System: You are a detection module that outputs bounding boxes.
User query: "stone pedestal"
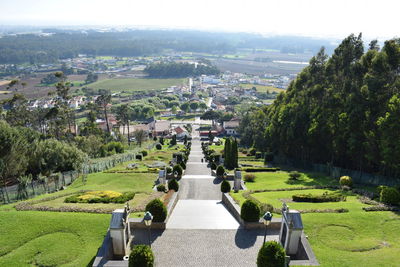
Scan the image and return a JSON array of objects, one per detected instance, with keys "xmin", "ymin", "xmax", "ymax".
[
  {"xmin": 233, "ymin": 170, "xmax": 242, "ymax": 191},
  {"xmin": 279, "ymin": 203, "xmax": 303, "ymax": 255},
  {"xmin": 109, "ymin": 205, "xmax": 131, "ymax": 257}
]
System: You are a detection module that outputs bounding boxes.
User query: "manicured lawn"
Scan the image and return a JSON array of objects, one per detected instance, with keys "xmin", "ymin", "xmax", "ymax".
[
  {"xmin": 85, "ymin": 78, "xmax": 186, "ymax": 92},
  {"xmin": 0, "ymin": 211, "xmax": 109, "ymax": 267}
]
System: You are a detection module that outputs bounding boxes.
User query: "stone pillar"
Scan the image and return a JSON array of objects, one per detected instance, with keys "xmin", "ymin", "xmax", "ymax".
[
  {"xmin": 109, "ymin": 205, "xmax": 131, "ymax": 258},
  {"xmin": 158, "ymin": 170, "xmax": 166, "ymax": 185},
  {"xmin": 233, "ymin": 170, "xmax": 242, "ymax": 191},
  {"xmin": 279, "ymin": 203, "xmax": 303, "ymax": 255}
]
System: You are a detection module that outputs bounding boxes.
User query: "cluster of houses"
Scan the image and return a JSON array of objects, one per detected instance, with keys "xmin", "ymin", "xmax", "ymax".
[{"xmin": 28, "ymin": 95, "xmax": 88, "ymax": 110}]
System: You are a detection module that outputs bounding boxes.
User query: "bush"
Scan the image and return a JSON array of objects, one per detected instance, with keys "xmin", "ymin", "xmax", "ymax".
[
  {"xmin": 380, "ymin": 187, "xmax": 400, "ymax": 205},
  {"xmin": 221, "ymin": 180, "xmax": 231, "ymax": 193},
  {"xmin": 168, "ymin": 179, "xmax": 179, "ymax": 192},
  {"xmin": 249, "ymin": 148, "xmax": 256, "ymax": 156},
  {"xmin": 159, "ymin": 137, "xmax": 164, "ymax": 145},
  {"xmin": 292, "ymin": 192, "xmax": 344, "ymax": 203},
  {"xmin": 64, "ymin": 191, "xmax": 135, "ymax": 204},
  {"xmin": 145, "ymin": 199, "xmax": 167, "ymax": 222},
  {"xmin": 339, "ymin": 176, "xmax": 353, "ymax": 187},
  {"xmin": 241, "ymin": 199, "xmax": 261, "ymax": 222},
  {"xmin": 136, "ymin": 154, "xmax": 143, "ymax": 160},
  {"xmin": 244, "ymin": 174, "xmax": 256, "ymax": 182},
  {"xmin": 216, "ymin": 165, "xmax": 225, "ymax": 177},
  {"xmin": 289, "ymin": 171, "xmax": 302, "ymax": 180},
  {"xmin": 156, "ymin": 184, "xmax": 166, "ymax": 192},
  {"xmin": 211, "ymin": 162, "xmax": 217, "ymax": 170},
  {"xmin": 141, "ymin": 150, "xmax": 148, "ymax": 157},
  {"xmin": 180, "ymin": 161, "xmax": 186, "ymax": 170},
  {"xmin": 166, "ymin": 166, "xmax": 172, "ymax": 174},
  {"xmin": 129, "ymin": 245, "xmax": 154, "ymax": 267},
  {"xmin": 255, "ymin": 152, "xmax": 262, "ymax": 159},
  {"xmin": 173, "ymin": 164, "xmax": 183, "ymax": 177},
  {"xmin": 257, "ymin": 241, "xmax": 286, "ymax": 267},
  {"xmin": 155, "ymin": 143, "xmax": 162, "ymax": 150}
]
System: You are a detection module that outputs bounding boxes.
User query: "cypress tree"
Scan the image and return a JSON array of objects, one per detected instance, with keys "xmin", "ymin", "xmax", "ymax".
[
  {"xmin": 224, "ymin": 138, "xmax": 231, "ymax": 169},
  {"xmin": 232, "ymin": 138, "xmax": 238, "ymax": 168}
]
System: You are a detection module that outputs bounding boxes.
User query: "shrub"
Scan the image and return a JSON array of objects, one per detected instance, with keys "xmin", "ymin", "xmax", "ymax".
[
  {"xmin": 292, "ymin": 192, "xmax": 344, "ymax": 203},
  {"xmin": 380, "ymin": 187, "xmax": 400, "ymax": 205},
  {"xmin": 221, "ymin": 180, "xmax": 231, "ymax": 193},
  {"xmin": 211, "ymin": 162, "xmax": 217, "ymax": 170},
  {"xmin": 168, "ymin": 179, "xmax": 179, "ymax": 192},
  {"xmin": 129, "ymin": 245, "xmax": 154, "ymax": 267},
  {"xmin": 180, "ymin": 161, "xmax": 186, "ymax": 170},
  {"xmin": 244, "ymin": 174, "xmax": 256, "ymax": 182},
  {"xmin": 257, "ymin": 241, "xmax": 286, "ymax": 267},
  {"xmin": 155, "ymin": 143, "xmax": 162, "ymax": 150},
  {"xmin": 166, "ymin": 166, "xmax": 173, "ymax": 174},
  {"xmin": 259, "ymin": 203, "xmax": 274, "ymax": 214},
  {"xmin": 289, "ymin": 171, "xmax": 302, "ymax": 180},
  {"xmin": 249, "ymin": 148, "xmax": 256, "ymax": 156},
  {"xmin": 216, "ymin": 165, "xmax": 225, "ymax": 177},
  {"xmin": 159, "ymin": 137, "xmax": 164, "ymax": 145},
  {"xmin": 236, "ymin": 167, "xmax": 280, "ymax": 172},
  {"xmin": 145, "ymin": 199, "xmax": 167, "ymax": 222},
  {"xmin": 241, "ymin": 199, "xmax": 261, "ymax": 222},
  {"xmin": 255, "ymin": 152, "xmax": 262, "ymax": 159},
  {"xmin": 156, "ymin": 184, "xmax": 166, "ymax": 192},
  {"xmin": 141, "ymin": 150, "xmax": 148, "ymax": 157},
  {"xmin": 173, "ymin": 164, "xmax": 183, "ymax": 177},
  {"xmin": 136, "ymin": 154, "xmax": 143, "ymax": 160},
  {"xmin": 339, "ymin": 176, "xmax": 353, "ymax": 187},
  {"xmin": 64, "ymin": 191, "xmax": 135, "ymax": 204}
]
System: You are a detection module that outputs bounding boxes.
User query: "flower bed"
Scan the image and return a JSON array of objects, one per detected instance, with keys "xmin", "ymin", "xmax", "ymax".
[{"xmin": 64, "ymin": 191, "xmax": 135, "ymax": 204}]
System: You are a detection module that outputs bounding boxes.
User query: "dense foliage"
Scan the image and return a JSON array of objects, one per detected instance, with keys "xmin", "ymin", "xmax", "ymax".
[
  {"xmin": 380, "ymin": 187, "xmax": 400, "ymax": 205},
  {"xmin": 145, "ymin": 199, "xmax": 167, "ymax": 222},
  {"xmin": 257, "ymin": 241, "xmax": 286, "ymax": 267},
  {"xmin": 129, "ymin": 245, "xmax": 154, "ymax": 267},
  {"xmin": 64, "ymin": 191, "xmax": 135, "ymax": 204},
  {"xmin": 339, "ymin": 176, "xmax": 353, "ymax": 187},
  {"xmin": 221, "ymin": 180, "xmax": 231, "ymax": 193},
  {"xmin": 239, "ymin": 35, "xmax": 400, "ymax": 180},
  {"xmin": 223, "ymin": 137, "xmax": 238, "ymax": 169},
  {"xmin": 292, "ymin": 192, "xmax": 345, "ymax": 202},
  {"xmin": 168, "ymin": 179, "xmax": 179, "ymax": 192}
]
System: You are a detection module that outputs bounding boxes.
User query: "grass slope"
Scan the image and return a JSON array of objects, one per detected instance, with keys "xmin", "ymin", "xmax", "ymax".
[{"xmin": 86, "ymin": 78, "xmax": 186, "ymax": 92}]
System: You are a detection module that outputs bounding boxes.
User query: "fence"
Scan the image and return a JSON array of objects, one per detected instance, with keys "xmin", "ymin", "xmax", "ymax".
[
  {"xmin": 0, "ymin": 150, "xmax": 138, "ymax": 204},
  {"xmin": 274, "ymin": 155, "xmax": 400, "ymax": 187}
]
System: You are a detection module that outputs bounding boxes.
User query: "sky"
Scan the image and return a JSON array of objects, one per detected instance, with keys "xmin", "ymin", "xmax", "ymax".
[{"xmin": 0, "ymin": 0, "xmax": 398, "ymax": 40}]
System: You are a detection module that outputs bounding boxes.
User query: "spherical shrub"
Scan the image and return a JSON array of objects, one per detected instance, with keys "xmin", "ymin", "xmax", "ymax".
[
  {"xmin": 380, "ymin": 187, "xmax": 400, "ymax": 205},
  {"xmin": 168, "ymin": 178, "xmax": 179, "ymax": 192},
  {"xmin": 244, "ymin": 174, "xmax": 256, "ymax": 182},
  {"xmin": 155, "ymin": 143, "xmax": 162, "ymax": 150},
  {"xmin": 241, "ymin": 199, "xmax": 261, "ymax": 222},
  {"xmin": 141, "ymin": 150, "xmax": 148, "ymax": 157},
  {"xmin": 145, "ymin": 199, "xmax": 167, "ymax": 222},
  {"xmin": 211, "ymin": 162, "xmax": 217, "ymax": 170},
  {"xmin": 289, "ymin": 171, "xmax": 301, "ymax": 180},
  {"xmin": 257, "ymin": 241, "xmax": 286, "ymax": 267},
  {"xmin": 339, "ymin": 176, "xmax": 353, "ymax": 187},
  {"xmin": 129, "ymin": 245, "xmax": 154, "ymax": 267},
  {"xmin": 180, "ymin": 161, "xmax": 186, "ymax": 170},
  {"xmin": 173, "ymin": 164, "xmax": 183, "ymax": 177},
  {"xmin": 216, "ymin": 165, "xmax": 225, "ymax": 177},
  {"xmin": 156, "ymin": 184, "xmax": 166, "ymax": 192},
  {"xmin": 221, "ymin": 180, "xmax": 231, "ymax": 193},
  {"xmin": 166, "ymin": 166, "xmax": 173, "ymax": 174}
]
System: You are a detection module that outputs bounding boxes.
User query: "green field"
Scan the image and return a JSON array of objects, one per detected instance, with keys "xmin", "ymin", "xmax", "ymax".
[
  {"xmin": 239, "ymin": 83, "xmax": 285, "ymax": 93},
  {"xmin": 230, "ymin": 169, "xmax": 400, "ymax": 267},
  {"xmin": 85, "ymin": 78, "xmax": 187, "ymax": 92}
]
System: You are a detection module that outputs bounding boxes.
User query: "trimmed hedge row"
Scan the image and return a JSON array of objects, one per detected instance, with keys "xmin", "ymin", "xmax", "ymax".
[
  {"xmin": 236, "ymin": 167, "xmax": 280, "ymax": 172},
  {"xmin": 65, "ymin": 192, "xmax": 135, "ymax": 204},
  {"xmin": 292, "ymin": 192, "xmax": 345, "ymax": 203}
]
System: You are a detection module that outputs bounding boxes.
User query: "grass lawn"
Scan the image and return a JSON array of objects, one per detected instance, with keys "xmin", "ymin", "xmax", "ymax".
[
  {"xmin": 85, "ymin": 78, "xmax": 186, "ymax": 92},
  {"xmin": 0, "ymin": 210, "xmax": 109, "ymax": 267},
  {"xmin": 230, "ymin": 168, "xmax": 400, "ymax": 267},
  {"xmin": 239, "ymin": 83, "xmax": 285, "ymax": 93}
]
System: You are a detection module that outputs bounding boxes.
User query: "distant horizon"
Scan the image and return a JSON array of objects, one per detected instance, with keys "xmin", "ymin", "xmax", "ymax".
[{"xmin": 0, "ymin": 0, "xmax": 398, "ymax": 41}]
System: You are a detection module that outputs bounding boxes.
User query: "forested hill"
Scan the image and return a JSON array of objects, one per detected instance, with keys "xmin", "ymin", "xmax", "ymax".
[{"xmin": 239, "ymin": 34, "xmax": 400, "ymax": 178}]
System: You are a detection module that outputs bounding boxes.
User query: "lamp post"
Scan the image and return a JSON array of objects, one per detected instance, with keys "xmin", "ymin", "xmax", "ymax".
[
  {"xmin": 263, "ymin": 212, "xmax": 273, "ymax": 244},
  {"xmin": 144, "ymin": 211, "xmax": 153, "ymax": 247}
]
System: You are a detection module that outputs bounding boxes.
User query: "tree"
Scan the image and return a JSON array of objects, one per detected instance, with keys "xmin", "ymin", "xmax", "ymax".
[
  {"xmin": 85, "ymin": 73, "xmax": 98, "ymax": 84},
  {"xmin": 199, "ymin": 102, "xmax": 208, "ymax": 111},
  {"xmin": 116, "ymin": 104, "xmax": 133, "ymax": 145},
  {"xmin": 189, "ymin": 102, "xmax": 199, "ymax": 112},
  {"xmin": 133, "ymin": 129, "xmax": 147, "ymax": 147},
  {"xmin": 96, "ymin": 91, "xmax": 112, "ymax": 133},
  {"xmin": 180, "ymin": 102, "xmax": 190, "ymax": 113},
  {"xmin": 208, "ymin": 130, "xmax": 214, "ymax": 143}
]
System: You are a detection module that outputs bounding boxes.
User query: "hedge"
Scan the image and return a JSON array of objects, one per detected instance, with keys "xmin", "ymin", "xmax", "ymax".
[
  {"xmin": 240, "ymin": 199, "xmax": 261, "ymax": 222},
  {"xmin": 145, "ymin": 199, "xmax": 167, "ymax": 222},
  {"xmin": 292, "ymin": 192, "xmax": 345, "ymax": 203},
  {"xmin": 129, "ymin": 245, "xmax": 154, "ymax": 267},
  {"xmin": 257, "ymin": 241, "xmax": 286, "ymax": 267},
  {"xmin": 236, "ymin": 167, "xmax": 280, "ymax": 172}
]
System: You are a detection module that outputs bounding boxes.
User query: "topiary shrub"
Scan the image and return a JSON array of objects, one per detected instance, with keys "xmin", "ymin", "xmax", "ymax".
[
  {"xmin": 292, "ymin": 192, "xmax": 345, "ymax": 203},
  {"xmin": 135, "ymin": 154, "xmax": 143, "ymax": 160},
  {"xmin": 129, "ymin": 245, "xmax": 154, "ymax": 267},
  {"xmin": 145, "ymin": 199, "xmax": 167, "ymax": 222},
  {"xmin": 141, "ymin": 150, "xmax": 148, "ymax": 157},
  {"xmin": 339, "ymin": 176, "xmax": 353, "ymax": 187},
  {"xmin": 173, "ymin": 164, "xmax": 183, "ymax": 177},
  {"xmin": 166, "ymin": 166, "xmax": 172, "ymax": 174},
  {"xmin": 180, "ymin": 161, "xmax": 186, "ymax": 170},
  {"xmin": 241, "ymin": 199, "xmax": 261, "ymax": 222},
  {"xmin": 380, "ymin": 187, "xmax": 400, "ymax": 205},
  {"xmin": 257, "ymin": 241, "xmax": 286, "ymax": 267},
  {"xmin": 168, "ymin": 179, "xmax": 179, "ymax": 192},
  {"xmin": 244, "ymin": 174, "xmax": 256, "ymax": 182},
  {"xmin": 221, "ymin": 180, "xmax": 231, "ymax": 193},
  {"xmin": 211, "ymin": 162, "xmax": 217, "ymax": 170},
  {"xmin": 156, "ymin": 184, "xmax": 166, "ymax": 192},
  {"xmin": 289, "ymin": 171, "xmax": 301, "ymax": 180},
  {"xmin": 155, "ymin": 143, "xmax": 162, "ymax": 150},
  {"xmin": 216, "ymin": 165, "xmax": 225, "ymax": 177}
]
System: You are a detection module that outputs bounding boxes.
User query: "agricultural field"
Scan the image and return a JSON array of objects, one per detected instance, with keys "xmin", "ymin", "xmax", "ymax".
[
  {"xmin": 230, "ymin": 169, "xmax": 400, "ymax": 267},
  {"xmin": 85, "ymin": 78, "xmax": 187, "ymax": 92}
]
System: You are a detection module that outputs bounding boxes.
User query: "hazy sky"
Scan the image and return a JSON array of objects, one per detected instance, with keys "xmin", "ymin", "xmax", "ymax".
[{"xmin": 0, "ymin": 0, "xmax": 398, "ymax": 39}]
